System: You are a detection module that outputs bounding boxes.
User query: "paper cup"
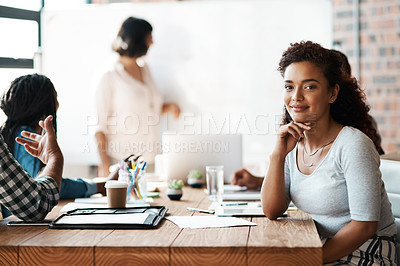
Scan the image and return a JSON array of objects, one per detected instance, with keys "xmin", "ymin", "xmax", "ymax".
[{"xmin": 105, "ymin": 181, "xmax": 128, "ymax": 208}]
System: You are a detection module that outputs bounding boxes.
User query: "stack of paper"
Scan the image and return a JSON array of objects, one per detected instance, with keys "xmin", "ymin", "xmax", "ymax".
[
  {"xmin": 222, "ymin": 185, "xmax": 261, "ymax": 201},
  {"xmin": 60, "ymin": 197, "xmax": 151, "ymax": 212}
]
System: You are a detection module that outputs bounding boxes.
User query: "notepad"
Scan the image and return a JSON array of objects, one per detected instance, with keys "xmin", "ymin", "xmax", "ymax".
[
  {"xmin": 210, "ymin": 201, "xmax": 264, "ymax": 217},
  {"xmin": 210, "ymin": 202, "xmax": 294, "ymax": 217}
]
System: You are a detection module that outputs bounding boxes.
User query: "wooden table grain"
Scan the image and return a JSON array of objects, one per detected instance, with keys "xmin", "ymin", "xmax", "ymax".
[{"xmin": 0, "ymin": 186, "xmax": 322, "ymax": 266}]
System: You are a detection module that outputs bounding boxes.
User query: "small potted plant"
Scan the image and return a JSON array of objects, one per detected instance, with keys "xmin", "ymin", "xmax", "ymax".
[
  {"xmin": 187, "ymin": 170, "xmax": 203, "ymax": 188},
  {"xmin": 167, "ymin": 179, "xmax": 184, "ymax": 200}
]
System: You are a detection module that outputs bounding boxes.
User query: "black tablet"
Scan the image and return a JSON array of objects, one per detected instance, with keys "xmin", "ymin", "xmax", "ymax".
[{"xmin": 49, "ymin": 206, "xmax": 167, "ymax": 229}]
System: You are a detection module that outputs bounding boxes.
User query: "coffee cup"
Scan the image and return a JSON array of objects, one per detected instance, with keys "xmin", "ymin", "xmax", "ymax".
[{"xmin": 104, "ymin": 181, "xmax": 128, "ymax": 208}]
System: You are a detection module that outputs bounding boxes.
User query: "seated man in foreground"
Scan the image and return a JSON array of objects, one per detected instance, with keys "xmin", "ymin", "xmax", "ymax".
[{"xmin": 0, "ymin": 115, "xmax": 63, "ymax": 221}]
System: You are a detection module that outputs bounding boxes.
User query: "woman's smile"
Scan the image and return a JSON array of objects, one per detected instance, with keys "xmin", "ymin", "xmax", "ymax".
[{"xmin": 290, "ymin": 104, "xmax": 309, "ymax": 112}]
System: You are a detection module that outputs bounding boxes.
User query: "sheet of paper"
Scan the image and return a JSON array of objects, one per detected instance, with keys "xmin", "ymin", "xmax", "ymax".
[
  {"xmin": 223, "ymin": 185, "xmax": 247, "ymax": 191},
  {"xmin": 209, "ymin": 201, "xmax": 263, "ymax": 217},
  {"xmin": 204, "ymin": 185, "xmax": 247, "ymax": 195},
  {"xmin": 166, "ymin": 216, "xmax": 256, "ymax": 229},
  {"xmin": 209, "ymin": 201, "xmax": 262, "ymax": 209},
  {"xmin": 55, "ymin": 213, "xmax": 149, "ymax": 225},
  {"xmin": 222, "ymin": 192, "xmax": 260, "ymax": 201},
  {"xmin": 215, "ymin": 208, "xmax": 265, "ymax": 216},
  {"xmin": 60, "ymin": 202, "xmax": 150, "ymax": 212},
  {"xmin": 74, "ymin": 197, "xmax": 153, "ymax": 204},
  {"xmin": 74, "ymin": 197, "xmax": 107, "ymax": 204},
  {"xmin": 205, "ymin": 186, "xmax": 260, "ymax": 200}
]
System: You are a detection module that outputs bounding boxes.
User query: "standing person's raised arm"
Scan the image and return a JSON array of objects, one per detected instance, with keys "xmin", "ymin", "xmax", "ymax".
[{"xmin": 261, "ymin": 122, "xmax": 310, "ymax": 219}]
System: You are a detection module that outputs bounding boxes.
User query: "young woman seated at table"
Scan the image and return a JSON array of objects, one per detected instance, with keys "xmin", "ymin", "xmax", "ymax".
[
  {"xmin": 261, "ymin": 41, "xmax": 396, "ymax": 265},
  {"xmin": 232, "ymin": 49, "xmax": 385, "ymax": 190}
]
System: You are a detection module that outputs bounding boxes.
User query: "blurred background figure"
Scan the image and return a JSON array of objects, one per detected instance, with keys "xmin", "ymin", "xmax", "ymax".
[
  {"xmin": 0, "ymin": 74, "xmax": 105, "ymax": 214},
  {"xmin": 95, "ymin": 17, "xmax": 180, "ymax": 176}
]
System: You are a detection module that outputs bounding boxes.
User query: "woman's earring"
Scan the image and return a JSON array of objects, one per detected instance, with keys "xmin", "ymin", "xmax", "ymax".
[{"xmin": 113, "ymin": 37, "xmax": 128, "ymax": 50}]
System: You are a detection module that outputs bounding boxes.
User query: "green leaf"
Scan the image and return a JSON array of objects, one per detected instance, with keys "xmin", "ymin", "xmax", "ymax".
[
  {"xmin": 168, "ymin": 179, "xmax": 184, "ymax": 189},
  {"xmin": 188, "ymin": 170, "xmax": 203, "ymax": 180}
]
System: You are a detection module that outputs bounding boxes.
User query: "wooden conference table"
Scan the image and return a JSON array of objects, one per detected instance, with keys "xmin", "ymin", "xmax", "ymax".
[{"xmin": 0, "ymin": 185, "xmax": 322, "ymax": 266}]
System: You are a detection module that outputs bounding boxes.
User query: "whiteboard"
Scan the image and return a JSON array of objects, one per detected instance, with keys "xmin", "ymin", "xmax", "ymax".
[{"xmin": 41, "ymin": 0, "xmax": 332, "ymax": 168}]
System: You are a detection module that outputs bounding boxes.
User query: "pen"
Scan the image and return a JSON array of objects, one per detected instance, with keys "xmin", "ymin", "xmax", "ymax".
[
  {"xmin": 221, "ymin": 202, "xmax": 262, "ymax": 207},
  {"xmin": 221, "ymin": 202, "xmax": 248, "ymax": 206},
  {"xmin": 186, "ymin": 207, "xmax": 215, "ymax": 214}
]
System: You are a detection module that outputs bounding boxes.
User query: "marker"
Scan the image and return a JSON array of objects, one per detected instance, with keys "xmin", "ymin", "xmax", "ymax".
[
  {"xmin": 186, "ymin": 207, "xmax": 215, "ymax": 214},
  {"xmin": 131, "ymin": 164, "xmax": 139, "ymax": 182},
  {"xmin": 141, "ymin": 161, "xmax": 147, "ymax": 170}
]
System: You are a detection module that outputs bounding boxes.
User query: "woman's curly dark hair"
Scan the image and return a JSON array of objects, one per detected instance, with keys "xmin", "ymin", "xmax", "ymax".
[{"xmin": 277, "ymin": 41, "xmax": 382, "ymax": 153}]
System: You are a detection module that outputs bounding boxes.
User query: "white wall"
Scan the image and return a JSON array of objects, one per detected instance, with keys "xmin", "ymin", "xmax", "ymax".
[{"xmin": 41, "ymin": 0, "xmax": 332, "ymax": 177}]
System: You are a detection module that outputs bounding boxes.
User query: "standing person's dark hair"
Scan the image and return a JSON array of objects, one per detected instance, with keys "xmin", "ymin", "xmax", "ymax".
[
  {"xmin": 113, "ymin": 17, "xmax": 153, "ymax": 58},
  {"xmin": 278, "ymin": 41, "xmax": 383, "ymax": 155},
  {"xmin": 0, "ymin": 74, "xmax": 57, "ymax": 155}
]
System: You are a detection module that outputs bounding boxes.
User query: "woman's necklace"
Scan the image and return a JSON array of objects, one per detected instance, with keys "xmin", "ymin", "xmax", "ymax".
[
  {"xmin": 303, "ymin": 139, "xmax": 334, "ymax": 156},
  {"xmin": 302, "ymin": 139, "xmax": 334, "ymax": 167}
]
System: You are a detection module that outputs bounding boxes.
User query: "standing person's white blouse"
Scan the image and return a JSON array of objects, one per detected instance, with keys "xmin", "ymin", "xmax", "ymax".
[{"xmin": 96, "ymin": 61, "xmax": 163, "ymax": 164}]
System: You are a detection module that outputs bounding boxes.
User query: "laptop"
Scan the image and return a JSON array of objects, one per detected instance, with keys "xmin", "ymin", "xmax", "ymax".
[{"xmin": 162, "ymin": 134, "xmax": 242, "ymax": 184}]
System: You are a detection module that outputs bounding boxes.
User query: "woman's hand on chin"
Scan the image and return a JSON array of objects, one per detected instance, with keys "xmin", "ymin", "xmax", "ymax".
[{"xmin": 273, "ymin": 121, "xmax": 311, "ymax": 157}]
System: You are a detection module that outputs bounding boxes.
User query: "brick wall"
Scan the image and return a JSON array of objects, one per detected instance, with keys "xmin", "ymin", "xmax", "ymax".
[{"xmin": 333, "ymin": 0, "xmax": 400, "ymax": 153}]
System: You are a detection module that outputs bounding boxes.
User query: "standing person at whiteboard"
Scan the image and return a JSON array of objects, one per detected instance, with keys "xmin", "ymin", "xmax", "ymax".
[
  {"xmin": 95, "ymin": 17, "xmax": 180, "ymax": 177},
  {"xmin": 261, "ymin": 41, "xmax": 396, "ymax": 265}
]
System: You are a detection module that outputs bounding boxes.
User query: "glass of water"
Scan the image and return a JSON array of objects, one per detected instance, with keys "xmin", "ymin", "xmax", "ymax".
[{"xmin": 206, "ymin": 165, "xmax": 224, "ymax": 203}]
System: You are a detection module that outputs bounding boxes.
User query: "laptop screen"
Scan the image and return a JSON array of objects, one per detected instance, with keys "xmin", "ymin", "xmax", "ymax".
[{"xmin": 162, "ymin": 134, "xmax": 242, "ymax": 184}]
